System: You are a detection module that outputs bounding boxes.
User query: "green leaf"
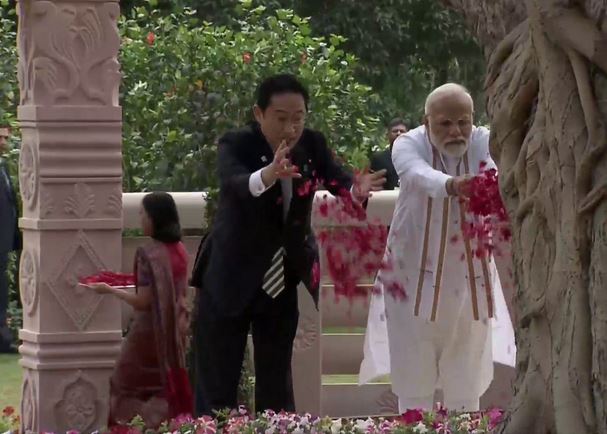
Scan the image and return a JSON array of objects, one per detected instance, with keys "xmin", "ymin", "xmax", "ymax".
[{"xmin": 166, "ymin": 130, "xmax": 178, "ymax": 142}]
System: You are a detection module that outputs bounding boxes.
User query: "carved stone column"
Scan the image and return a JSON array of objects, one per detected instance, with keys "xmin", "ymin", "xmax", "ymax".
[{"xmin": 16, "ymin": 1, "xmax": 122, "ymax": 432}]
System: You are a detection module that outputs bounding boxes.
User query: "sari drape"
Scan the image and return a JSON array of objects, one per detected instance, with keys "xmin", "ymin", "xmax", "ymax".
[{"xmin": 109, "ymin": 240, "xmax": 193, "ymax": 428}]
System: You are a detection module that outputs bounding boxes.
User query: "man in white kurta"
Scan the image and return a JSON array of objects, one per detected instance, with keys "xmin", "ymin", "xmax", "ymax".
[{"xmin": 359, "ymin": 84, "xmax": 516, "ymax": 412}]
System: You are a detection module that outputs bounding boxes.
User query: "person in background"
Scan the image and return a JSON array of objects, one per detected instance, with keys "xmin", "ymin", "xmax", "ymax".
[
  {"xmin": 86, "ymin": 192, "xmax": 193, "ymax": 427},
  {"xmin": 370, "ymin": 118, "xmax": 408, "ymax": 190},
  {"xmin": 0, "ymin": 127, "xmax": 20, "ymax": 354}
]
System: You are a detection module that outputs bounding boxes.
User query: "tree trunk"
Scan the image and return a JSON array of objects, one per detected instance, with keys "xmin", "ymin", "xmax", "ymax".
[{"xmin": 441, "ymin": 1, "xmax": 607, "ymax": 433}]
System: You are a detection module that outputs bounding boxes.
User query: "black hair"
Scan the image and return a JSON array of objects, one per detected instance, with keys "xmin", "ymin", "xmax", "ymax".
[
  {"xmin": 142, "ymin": 192, "xmax": 182, "ymax": 243},
  {"xmin": 256, "ymin": 74, "xmax": 309, "ymax": 111},
  {"xmin": 387, "ymin": 118, "xmax": 407, "ymax": 130}
]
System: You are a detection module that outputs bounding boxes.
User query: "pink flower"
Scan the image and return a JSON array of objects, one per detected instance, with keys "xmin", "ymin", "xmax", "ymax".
[
  {"xmin": 311, "ymin": 261, "xmax": 320, "ymax": 288},
  {"xmin": 318, "ymin": 201, "xmax": 329, "ymax": 217},
  {"xmin": 146, "ymin": 32, "xmax": 155, "ymax": 45},
  {"xmin": 400, "ymin": 408, "xmax": 424, "ymax": 425},
  {"xmin": 384, "ymin": 280, "xmax": 407, "ymax": 300},
  {"xmin": 2, "ymin": 406, "xmax": 15, "ymax": 416},
  {"xmin": 462, "ymin": 167, "xmax": 511, "ymax": 260},
  {"xmin": 196, "ymin": 415, "xmax": 217, "ymax": 434},
  {"xmin": 435, "ymin": 423, "xmax": 452, "ymax": 434},
  {"xmin": 170, "ymin": 413, "xmax": 194, "ymax": 429},
  {"xmin": 313, "ymin": 195, "xmax": 390, "ymax": 302},
  {"xmin": 486, "ymin": 407, "xmax": 504, "ymax": 429},
  {"xmin": 297, "ymin": 179, "xmax": 314, "ymax": 197}
]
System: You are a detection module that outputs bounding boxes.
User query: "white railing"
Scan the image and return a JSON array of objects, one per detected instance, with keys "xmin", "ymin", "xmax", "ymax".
[
  {"xmin": 121, "ymin": 190, "xmax": 399, "ymax": 229},
  {"xmin": 122, "ymin": 192, "xmax": 207, "ymax": 229}
]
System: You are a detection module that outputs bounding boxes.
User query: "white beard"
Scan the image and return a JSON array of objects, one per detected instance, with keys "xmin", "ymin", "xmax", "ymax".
[{"xmin": 429, "ymin": 130, "xmax": 469, "ymax": 158}]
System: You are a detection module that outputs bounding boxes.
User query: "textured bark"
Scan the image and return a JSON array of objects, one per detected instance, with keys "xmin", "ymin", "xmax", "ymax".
[{"xmin": 441, "ymin": 1, "xmax": 607, "ymax": 433}]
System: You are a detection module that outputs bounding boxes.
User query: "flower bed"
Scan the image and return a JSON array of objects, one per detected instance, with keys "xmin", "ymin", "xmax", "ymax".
[{"xmin": 2, "ymin": 405, "xmax": 503, "ymax": 434}]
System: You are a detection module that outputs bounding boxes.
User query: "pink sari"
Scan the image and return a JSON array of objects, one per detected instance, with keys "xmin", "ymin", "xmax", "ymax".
[{"xmin": 109, "ymin": 240, "xmax": 192, "ymax": 428}]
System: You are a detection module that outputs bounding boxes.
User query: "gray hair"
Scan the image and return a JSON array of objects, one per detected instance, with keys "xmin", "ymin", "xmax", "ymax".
[{"xmin": 424, "ymin": 83, "xmax": 473, "ymax": 115}]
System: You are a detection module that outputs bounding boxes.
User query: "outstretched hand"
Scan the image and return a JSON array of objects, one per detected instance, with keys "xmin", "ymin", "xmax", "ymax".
[
  {"xmin": 352, "ymin": 169, "xmax": 387, "ymax": 202},
  {"xmin": 447, "ymin": 175, "xmax": 474, "ymax": 197},
  {"xmin": 261, "ymin": 140, "xmax": 302, "ymax": 187},
  {"xmin": 82, "ymin": 282, "xmax": 114, "ymax": 294}
]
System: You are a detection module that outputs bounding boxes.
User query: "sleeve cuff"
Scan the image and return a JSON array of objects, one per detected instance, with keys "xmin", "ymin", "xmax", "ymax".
[{"xmin": 249, "ymin": 168, "xmax": 273, "ymax": 197}]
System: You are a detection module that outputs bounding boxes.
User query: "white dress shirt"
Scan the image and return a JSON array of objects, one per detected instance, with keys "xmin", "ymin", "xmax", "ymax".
[
  {"xmin": 249, "ymin": 168, "xmax": 359, "ymax": 218},
  {"xmin": 249, "ymin": 168, "xmax": 292, "ymax": 220}
]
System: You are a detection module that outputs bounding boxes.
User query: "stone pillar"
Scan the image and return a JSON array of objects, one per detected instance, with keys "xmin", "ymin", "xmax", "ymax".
[{"xmin": 16, "ymin": 1, "xmax": 122, "ymax": 432}]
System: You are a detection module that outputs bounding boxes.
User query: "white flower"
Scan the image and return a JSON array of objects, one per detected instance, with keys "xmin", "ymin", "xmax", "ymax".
[
  {"xmin": 331, "ymin": 420, "xmax": 343, "ymax": 434},
  {"xmin": 354, "ymin": 418, "xmax": 374, "ymax": 432},
  {"xmin": 412, "ymin": 422, "xmax": 428, "ymax": 433}
]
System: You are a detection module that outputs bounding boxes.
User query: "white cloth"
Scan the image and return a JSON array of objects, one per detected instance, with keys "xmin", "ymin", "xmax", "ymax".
[{"xmin": 358, "ymin": 125, "xmax": 516, "ymax": 410}]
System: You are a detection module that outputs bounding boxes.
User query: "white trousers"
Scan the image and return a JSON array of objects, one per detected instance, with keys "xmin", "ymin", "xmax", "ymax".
[{"xmin": 384, "ymin": 260, "xmax": 493, "ymax": 412}]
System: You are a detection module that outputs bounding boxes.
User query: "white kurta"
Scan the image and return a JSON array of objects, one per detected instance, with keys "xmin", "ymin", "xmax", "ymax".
[{"xmin": 359, "ymin": 125, "xmax": 516, "ymax": 411}]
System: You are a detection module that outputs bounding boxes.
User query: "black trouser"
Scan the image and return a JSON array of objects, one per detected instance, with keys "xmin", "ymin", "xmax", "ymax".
[{"xmin": 192, "ymin": 286, "xmax": 299, "ymax": 416}]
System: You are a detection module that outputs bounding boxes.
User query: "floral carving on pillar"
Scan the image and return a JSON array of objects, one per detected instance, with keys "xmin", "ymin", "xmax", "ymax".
[
  {"xmin": 103, "ymin": 186, "xmax": 122, "ymax": 218},
  {"xmin": 54, "ymin": 371, "xmax": 99, "ymax": 433},
  {"xmin": 17, "ymin": 1, "xmax": 121, "ymax": 107},
  {"xmin": 64, "ymin": 183, "xmax": 95, "ymax": 218},
  {"xmin": 19, "ymin": 140, "xmax": 38, "ymax": 210},
  {"xmin": 19, "ymin": 249, "xmax": 39, "ymax": 316},
  {"xmin": 45, "ymin": 231, "xmax": 107, "ymax": 330},
  {"xmin": 41, "ymin": 190, "xmax": 56, "ymax": 218},
  {"xmin": 293, "ymin": 314, "xmax": 318, "ymax": 353},
  {"xmin": 21, "ymin": 370, "xmax": 38, "ymax": 434}
]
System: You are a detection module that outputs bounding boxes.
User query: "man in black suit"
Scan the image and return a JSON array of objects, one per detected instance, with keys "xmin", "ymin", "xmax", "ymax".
[
  {"xmin": 190, "ymin": 74, "xmax": 386, "ymax": 415},
  {"xmin": 0, "ymin": 127, "xmax": 20, "ymax": 353},
  {"xmin": 369, "ymin": 118, "xmax": 408, "ymax": 190}
]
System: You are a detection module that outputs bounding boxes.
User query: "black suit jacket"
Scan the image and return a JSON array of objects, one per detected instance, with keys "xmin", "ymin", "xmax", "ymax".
[
  {"xmin": 370, "ymin": 148, "xmax": 399, "ymax": 190},
  {"xmin": 0, "ymin": 161, "xmax": 20, "ymax": 254},
  {"xmin": 191, "ymin": 123, "xmax": 352, "ymax": 317}
]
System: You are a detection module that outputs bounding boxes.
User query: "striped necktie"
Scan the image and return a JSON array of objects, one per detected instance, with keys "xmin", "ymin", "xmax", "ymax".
[{"xmin": 263, "ymin": 247, "xmax": 285, "ymax": 298}]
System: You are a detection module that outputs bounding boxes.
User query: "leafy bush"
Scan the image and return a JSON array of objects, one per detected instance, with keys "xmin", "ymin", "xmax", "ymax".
[
  {"xmin": 139, "ymin": 0, "xmax": 486, "ymax": 125},
  {"xmin": 0, "ymin": 6, "xmax": 20, "ymax": 344},
  {"xmin": 0, "ymin": 6, "xmax": 17, "ymax": 128},
  {"xmin": 120, "ymin": 5, "xmax": 382, "ymax": 195}
]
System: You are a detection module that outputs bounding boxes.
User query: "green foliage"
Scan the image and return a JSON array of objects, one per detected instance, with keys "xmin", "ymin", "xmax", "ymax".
[
  {"xmin": 6, "ymin": 253, "xmax": 21, "ymax": 343},
  {"xmin": 0, "ymin": 6, "xmax": 17, "ymax": 127},
  {"xmin": 0, "ymin": 7, "xmax": 20, "ymax": 344},
  {"xmin": 155, "ymin": 0, "xmax": 486, "ymax": 124},
  {"xmin": 120, "ymin": 5, "xmax": 381, "ymax": 195}
]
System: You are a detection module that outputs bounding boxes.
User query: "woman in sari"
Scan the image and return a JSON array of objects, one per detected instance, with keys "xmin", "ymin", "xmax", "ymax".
[{"xmin": 87, "ymin": 192, "xmax": 193, "ymax": 427}]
